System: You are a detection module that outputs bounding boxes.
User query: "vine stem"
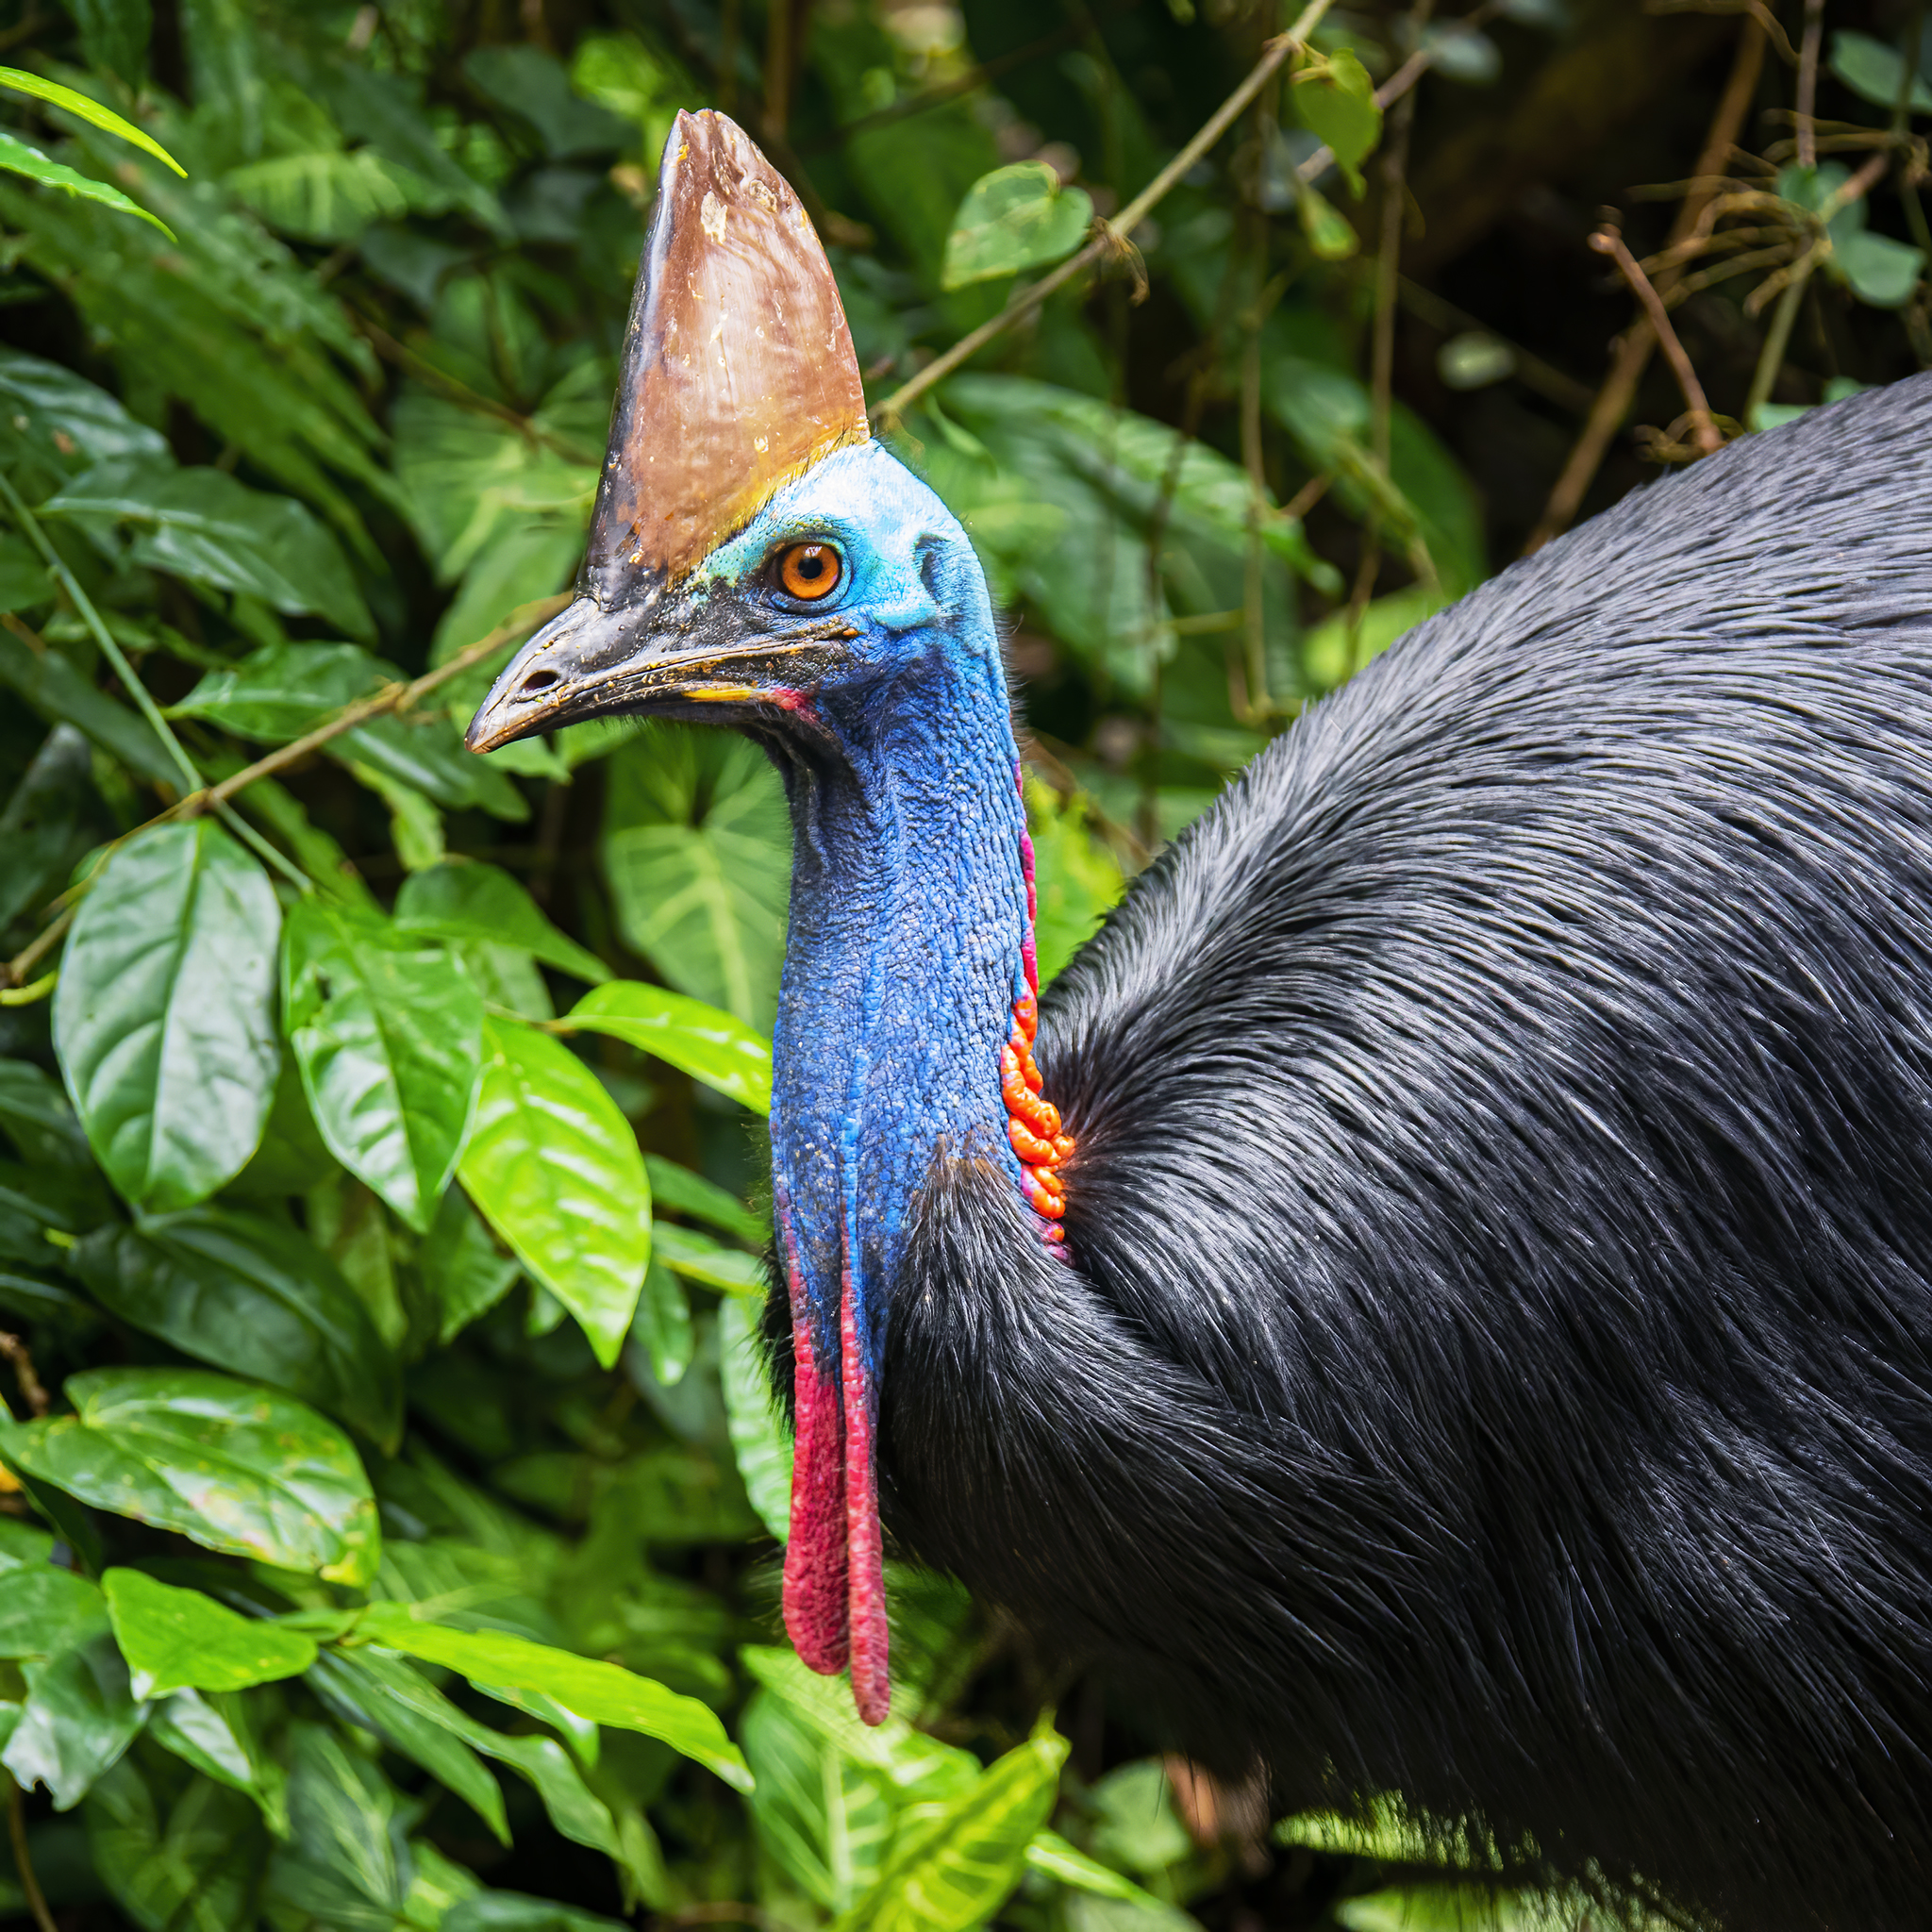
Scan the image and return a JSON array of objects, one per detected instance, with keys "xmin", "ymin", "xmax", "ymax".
[
  {"xmin": 1588, "ymin": 225, "xmax": 1724, "ymax": 455},
  {"xmin": 0, "ymin": 591, "xmax": 573, "ymax": 990},
  {"xmin": 872, "ymin": 0, "xmax": 1338, "ymax": 426},
  {"xmin": 8, "ymin": 1778, "xmax": 55, "ymax": 1932}
]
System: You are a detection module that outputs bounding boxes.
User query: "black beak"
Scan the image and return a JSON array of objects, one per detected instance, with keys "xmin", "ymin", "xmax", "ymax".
[{"xmin": 464, "ymin": 592, "xmax": 858, "ymax": 754}]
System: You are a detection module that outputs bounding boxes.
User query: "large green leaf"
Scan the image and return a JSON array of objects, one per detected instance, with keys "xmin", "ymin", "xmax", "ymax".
[
  {"xmin": 226, "ymin": 148, "xmax": 447, "ymax": 243},
  {"xmin": 564, "ymin": 981, "xmax": 773, "ymax": 1114},
  {"xmin": 941, "ymin": 162, "xmax": 1092, "ymax": 291},
  {"xmin": 719, "ymin": 1292, "xmax": 791, "ymax": 1542},
  {"xmin": 0, "ymin": 1055, "xmax": 92, "ymax": 1169},
  {"xmin": 43, "ymin": 459, "xmax": 375, "ymax": 639},
  {"xmin": 1, "ymin": 1366, "xmax": 380, "ymax": 1586},
  {"xmin": 282, "ymin": 898, "xmax": 484, "ymax": 1233},
  {"xmin": 355, "ymin": 1603, "xmax": 753, "ymax": 1791},
  {"xmin": 0, "ymin": 345, "xmax": 171, "ymax": 487},
  {"xmin": 421, "ymin": 1185, "xmax": 521, "ymax": 1345},
  {"xmin": 0, "ymin": 1563, "xmax": 109, "ymax": 1657},
  {"xmin": 457, "ymin": 1017, "xmax": 649, "ymax": 1369},
  {"xmin": 3, "ymin": 1630, "xmax": 144, "ymax": 1808},
  {"xmin": 147, "ymin": 1686, "xmax": 289, "ymax": 1835},
  {"xmin": 0, "ymin": 128, "xmax": 172, "ymax": 235},
  {"xmin": 835, "ymin": 1728, "xmax": 1069, "ymax": 1932},
  {"xmin": 265, "ymin": 1721, "xmax": 411, "ymax": 1931},
  {"xmin": 601, "ymin": 724, "xmax": 791, "ymax": 1032},
  {"xmin": 395, "ymin": 860, "xmax": 610, "ymax": 984},
  {"xmin": 0, "ymin": 727, "xmax": 97, "ymax": 932},
  {"xmin": 742, "ymin": 1688, "xmax": 895, "ymax": 1912},
  {"xmin": 653, "ymin": 1222, "xmax": 765, "ymax": 1295},
  {"xmin": 73, "ymin": 1208, "xmax": 402, "ymax": 1447},
  {"xmin": 54, "ymin": 820, "xmax": 282, "ymax": 1214},
  {"xmin": 170, "ymin": 641, "xmax": 391, "ymax": 741},
  {"xmin": 84, "ymin": 1758, "xmax": 270, "ymax": 1932},
  {"xmin": 0, "ymin": 624, "xmax": 180, "ymax": 787},
  {"xmin": 103, "ymin": 1568, "xmax": 317, "ymax": 1698},
  {"xmin": 0, "ymin": 65, "xmax": 185, "ymax": 175}
]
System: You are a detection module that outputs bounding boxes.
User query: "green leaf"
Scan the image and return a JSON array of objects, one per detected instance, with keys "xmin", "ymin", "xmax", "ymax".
[
  {"xmin": 941, "ymin": 161, "xmax": 1093, "ymax": 290},
  {"xmin": 445, "ymin": 1895, "xmax": 630, "ymax": 1932},
  {"xmin": 2, "ymin": 1365, "xmax": 380, "ymax": 1586},
  {"xmin": 1024, "ymin": 778, "xmax": 1123, "ymax": 986},
  {"xmin": 103, "ymin": 1568, "xmax": 316, "ymax": 1698},
  {"xmin": 1832, "ymin": 228, "xmax": 1926, "ymax": 308},
  {"xmin": 282, "ymin": 898, "xmax": 484, "ymax": 1233},
  {"xmin": 0, "ymin": 65, "xmax": 186, "ymax": 175},
  {"xmin": 458, "ymin": 1016, "xmax": 650, "ymax": 1369},
  {"xmin": 0, "ymin": 128, "xmax": 173, "ymax": 234},
  {"xmin": 601, "ymin": 724, "xmax": 791, "ymax": 1032},
  {"xmin": 644, "ymin": 1155, "xmax": 770, "ymax": 1245},
  {"xmin": 423, "ymin": 1185, "xmax": 521, "ymax": 1345},
  {"xmin": 62, "ymin": 0, "xmax": 153, "ymax": 87},
  {"xmin": 0, "ymin": 1563, "xmax": 108, "ymax": 1657},
  {"xmin": 0, "ymin": 346, "xmax": 171, "ymax": 482},
  {"xmin": 338, "ymin": 708, "xmax": 530, "ymax": 820},
  {"xmin": 1086, "ymin": 1762, "xmax": 1191, "ymax": 1874},
  {"xmin": 1828, "ymin": 29, "xmax": 1932, "ymax": 114},
  {"xmin": 3, "ymin": 1629, "xmax": 143, "ymax": 1808},
  {"xmin": 226, "ymin": 148, "xmax": 446, "ymax": 244},
  {"xmin": 652, "ymin": 1222, "xmax": 765, "ymax": 1296},
  {"xmin": 395, "ymin": 860, "xmax": 611, "ymax": 985},
  {"xmin": 0, "ymin": 622, "xmax": 180, "ymax": 787},
  {"xmin": 835, "ymin": 1726, "xmax": 1069, "ymax": 1932},
  {"xmin": 86, "ymin": 1757, "xmax": 271, "ymax": 1930},
  {"xmin": 43, "ymin": 459, "xmax": 375, "ymax": 639},
  {"xmin": 170, "ymin": 641, "xmax": 391, "ymax": 741},
  {"xmin": 147, "ymin": 1687, "xmax": 289, "ymax": 1834},
  {"xmin": 306, "ymin": 1645, "xmax": 511, "ymax": 1845},
  {"xmin": 742, "ymin": 1688, "xmax": 894, "ymax": 1912},
  {"xmin": 719, "ymin": 1291, "xmax": 790, "ymax": 1541},
  {"xmin": 266, "ymin": 1721, "xmax": 411, "ymax": 1929},
  {"xmin": 355, "ymin": 1603, "xmax": 753, "ymax": 1791},
  {"xmin": 54, "ymin": 821, "xmax": 282, "ymax": 1214},
  {"xmin": 73, "ymin": 1208, "xmax": 403, "ymax": 1448},
  {"xmin": 741, "ymin": 1646, "xmax": 979, "ymax": 1795},
  {"xmin": 633, "ymin": 1256, "xmax": 693, "ymax": 1388},
  {"xmin": 1025, "ymin": 1831, "xmax": 1174, "ymax": 1908},
  {"xmin": 1295, "ymin": 178, "xmax": 1360, "ymax": 259},
  {"xmin": 1292, "ymin": 49, "xmax": 1381, "ymax": 193},
  {"xmin": 0, "ymin": 1057, "xmax": 92, "ymax": 1170},
  {"xmin": 566, "ymin": 982, "xmax": 773, "ymax": 1115},
  {"xmin": 0, "ymin": 729, "xmax": 94, "ymax": 932},
  {"xmin": 0, "ymin": 1520, "xmax": 54, "ymax": 1571}
]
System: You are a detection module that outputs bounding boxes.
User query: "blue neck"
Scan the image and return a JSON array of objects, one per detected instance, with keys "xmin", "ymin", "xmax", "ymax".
[{"xmin": 767, "ymin": 568, "xmax": 1030, "ymax": 1378}]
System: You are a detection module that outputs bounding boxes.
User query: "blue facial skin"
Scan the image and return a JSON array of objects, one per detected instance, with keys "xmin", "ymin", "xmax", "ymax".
[{"xmin": 688, "ymin": 441, "xmax": 1033, "ymax": 1380}]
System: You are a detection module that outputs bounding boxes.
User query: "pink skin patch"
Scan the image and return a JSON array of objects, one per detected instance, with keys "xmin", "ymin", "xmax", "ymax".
[{"xmin": 841, "ymin": 1265, "xmax": 891, "ymax": 1724}]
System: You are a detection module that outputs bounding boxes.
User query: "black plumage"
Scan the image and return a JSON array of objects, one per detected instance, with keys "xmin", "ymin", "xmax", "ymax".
[{"xmin": 861, "ymin": 375, "xmax": 1932, "ymax": 1932}]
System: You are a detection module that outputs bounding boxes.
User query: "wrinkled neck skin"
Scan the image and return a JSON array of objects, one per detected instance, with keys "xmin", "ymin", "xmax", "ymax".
[{"xmin": 705, "ymin": 444, "xmax": 1034, "ymax": 1718}]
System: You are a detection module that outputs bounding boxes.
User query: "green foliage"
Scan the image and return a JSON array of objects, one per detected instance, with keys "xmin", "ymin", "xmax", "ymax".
[{"xmin": 0, "ymin": 0, "xmax": 1914, "ymax": 1924}]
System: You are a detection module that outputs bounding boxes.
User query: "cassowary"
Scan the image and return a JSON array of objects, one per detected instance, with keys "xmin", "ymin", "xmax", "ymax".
[{"xmin": 469, "ymin": 109, "xmax": 1932, "ymax": 1932}]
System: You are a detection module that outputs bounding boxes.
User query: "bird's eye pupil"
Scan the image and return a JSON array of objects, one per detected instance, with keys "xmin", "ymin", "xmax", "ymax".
[{"xmin": 780, "ymin": 542, "xmax": 840, "ymax": 601}]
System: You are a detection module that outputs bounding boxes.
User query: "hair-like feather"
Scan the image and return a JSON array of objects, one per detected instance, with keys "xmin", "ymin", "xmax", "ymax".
[{"xmin": 862, "ymin": 375, "xmax": 1932, "ymax": 1932}]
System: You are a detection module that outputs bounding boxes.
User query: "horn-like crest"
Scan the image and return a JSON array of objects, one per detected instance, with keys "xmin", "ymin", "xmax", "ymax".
[{"xmin": 584, "ymin": 109, "xmax": 870, "ymax": 605}]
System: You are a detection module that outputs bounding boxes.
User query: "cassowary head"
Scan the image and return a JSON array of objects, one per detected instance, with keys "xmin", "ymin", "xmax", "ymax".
[{"xmin": 470, "ymin": 109, "xmax": 1052, "ymax": 1728}]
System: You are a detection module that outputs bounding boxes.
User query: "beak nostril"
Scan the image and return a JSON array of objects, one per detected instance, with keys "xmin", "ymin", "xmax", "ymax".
[{"xmin": 520, "ymin": 668, "xmax": 562, "ymax": 697}]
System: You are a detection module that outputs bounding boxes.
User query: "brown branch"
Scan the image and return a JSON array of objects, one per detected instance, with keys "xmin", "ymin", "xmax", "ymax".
[
  {"xmin": 1588, "ymin": 225, "xmax": 1724, "ymax": 455},
  {"xmin": 0, "ymin": 595, "xmax": 573, "ymax": 990},
  {"xmin": 1524, "ymin": 10, "xmax": 1765, "ymax": 550},
  {"xmin": 871, "ymin": 0, "xmax": 1339, "ymax": 426},
  {"xmin": 1795, "ymin": 0, "xmax": 1824, "ymax": 170},
  {"xmin": 0, "ymin": 1336, "xmax": 48, "ymax": 1420},
  {"xmin": 1644, "ymin": 0, "xmax": 1796, "ymax": 65}
]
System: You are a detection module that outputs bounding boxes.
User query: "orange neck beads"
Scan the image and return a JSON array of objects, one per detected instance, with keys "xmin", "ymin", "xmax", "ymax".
[{"xmin": 1004, "ymin": 989, "xmax": 1074, "ymax": 1252}]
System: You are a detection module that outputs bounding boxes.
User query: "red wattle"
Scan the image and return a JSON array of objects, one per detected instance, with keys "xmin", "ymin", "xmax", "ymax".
[
  {"xmin": 782, "ymin": 1245, "xmax": 850, "ymax": 1675},
  {"xmin": 841, "ymin": 1264, "xmax": 891, "ymax": 1724}
]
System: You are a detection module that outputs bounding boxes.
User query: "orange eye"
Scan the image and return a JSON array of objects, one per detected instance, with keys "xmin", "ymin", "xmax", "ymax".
[{"xmin": 778, "ymin": 541, "xmax": 841, "ymax": 601}]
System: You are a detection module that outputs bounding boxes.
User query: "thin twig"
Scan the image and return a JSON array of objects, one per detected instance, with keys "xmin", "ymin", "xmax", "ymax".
[
  {"xmin": 0, "ymin": 1337, "xmax": 48, "ymax": 1420},
  {"xmin": 1524, "ymin": 10, "xmax": 1765, "ymax": 549},
  {"xmin": 1588, "ymin": 225, "xmax": 1724, "ymax": 455},
  {"xmin": 872, "ymin": 0, "xmax": 1338, "ymax": 426},
  {"xmin": 1645, "ymin": 0, "xmax": 1796, "ymax": 65},
  {"xmin": 8, "ymin": 1778, "xmax": 55, "ymax": 1932},
  {"xmin": 1795, "ymin": 0, "xmax": 1824, "ymax": 170}
]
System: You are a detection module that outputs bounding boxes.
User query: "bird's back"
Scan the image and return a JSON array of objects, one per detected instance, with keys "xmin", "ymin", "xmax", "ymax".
[{"xmin": 884, "ymin": 375, "xmax": 1932, "ymax": 1932}]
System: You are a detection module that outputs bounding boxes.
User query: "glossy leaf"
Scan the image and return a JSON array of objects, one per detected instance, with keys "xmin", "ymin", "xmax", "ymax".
[
  {"xmin": 742, "ymin": 1688, "xmax": 894, "ymax": 1912},
  {"xmin": 645, "ymin": 1155, "xmax": 770, "ymax": 1244},
  {"xmin": 356, "ymin": 1603, "xmax": 752, "ymax": 1790},
  {"xmin": 0, "ymin": 1563, "xmax": 109, "ymax": 1657},
  {"xmin": 104, "ymin": 1568, "xmax": 316, "ymax": 1698},
  {"xmin": 0, "ymin": 727, "xmax": 95, "ymax": 933},
  {"xmin": 634, "ymin": 1256, "xmax": 694, "ymax": 1388},
  {"xmin": 0, "ymin": 65, "xmax": 186, "ymax": 174},
  {"xmin": 1828, "ymin": 29, "xmax": 1932, "ymax": 114},
  {"xmin": 147, "ymin": 1686, "xmax": 290, "ymax": 1834},
  {"xmin": 73, "ymin": 1208, "xmax": 402, "ymax": 1447},
  {"xmin": 601, "ymin": 724, "xmax": 791, "ymax": 1032},
  {"xmin": 3, "ymin": 1366, "xmax": 380, "ymax": 1586},
  {"xmin": 1025, "ymin": 1831, "xmax": 1173, "ymax": 1907},
  {"xmin": 941, "ymin": 161, "xmax": 1093, "ymax": 290},
  {"xmin": 170, "ymin": 641, "xmax": 391, "ymax": 741},
  {"xmin": 0, "ymin": 1057, "xmax": 92, "ymax": 1169},
  {"xmin": 1292, "ymin": 49, "xmax": 1381, "ymax": 193},
  {"xmin": 719, "ymin": 1292, "xmax": 791, "ymax": 1541},
  {"xmin": 395, "ymin": 860, "xmax": 611, "ymax": 984},
  {"xmin": 0, "ymin": 129, "xmax": 172, "ymax": 235},
  {"xmin": 567, "ymin": 982, "xmax": 773, "ymax": 1115},
  {"xmin": 0, "ymin": 624, "xmax": 179, "ymax": 787},
  {"xmin": 653, "ymin": 1222, "xmax": 765, "ymax": 1296},
  {"xmin": 282, "ymin": 897, "xmax": 484, "ymax": 1232},
  {"xmin": 85, "ymin": 1758, "xmax": 271, "ymax": 1931},
  {"xmin": 834, "ymin": 1727, "xmax": 1069, "ymax": 1932},
  {"xmin": 266, "ymin": 1721, "xmax": 410, "ymax": 1929},
  {"xmin": 3, "ymin": 1630, "xmax": 143, "ymax": 1808},
  {"xmin": 422, "ymin": 1185, "xmax": 521, "ymax": 1344},
  {"xmin": 43, "ymin": 459, "xmax": 375, "ymax": 638},
  {"xmin": 54, "ymin": 821, "xmax": 282, "ymax": 1214},
  {"xmin": 458, "ymin": 1017, "xmax": 650, "ymax": 1368}
]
